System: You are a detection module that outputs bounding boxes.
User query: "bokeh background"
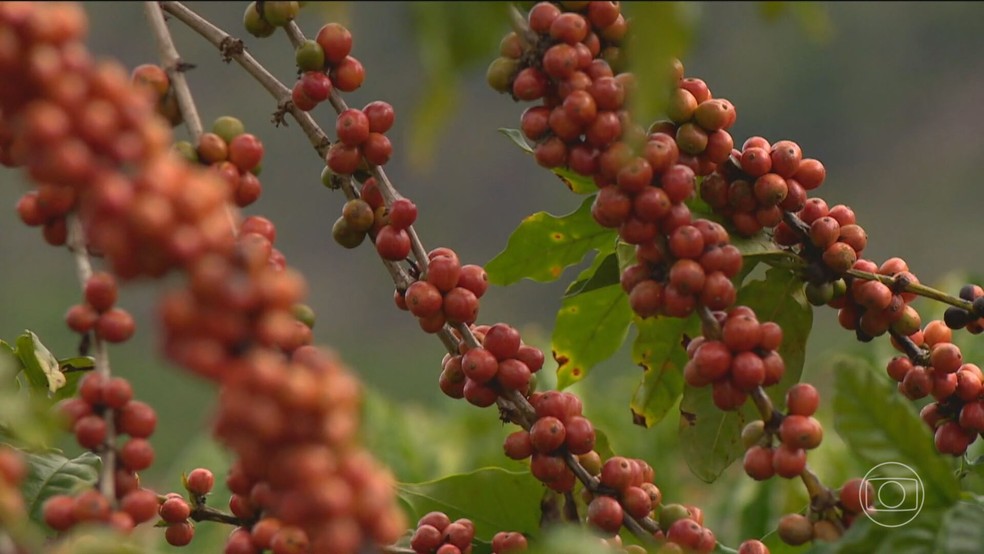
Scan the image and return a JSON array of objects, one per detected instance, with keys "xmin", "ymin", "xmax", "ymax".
[{"xmin": 2, "ymin": 1, "xmax": 984, "ymax": 549}]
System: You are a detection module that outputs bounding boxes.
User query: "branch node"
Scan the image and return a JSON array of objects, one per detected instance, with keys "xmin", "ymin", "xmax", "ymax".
[{"xmin": 219, "ymin": 36, "xmax": 245, "ymax": 62}]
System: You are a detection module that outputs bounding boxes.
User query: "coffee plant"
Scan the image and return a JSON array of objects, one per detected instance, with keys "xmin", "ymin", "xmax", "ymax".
[{"xmin": 0, "ymin": 2, "xmax": 982, "ymax": 553}]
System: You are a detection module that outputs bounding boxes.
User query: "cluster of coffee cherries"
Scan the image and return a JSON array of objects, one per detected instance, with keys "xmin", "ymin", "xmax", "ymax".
[
  {"xmin": 326, "ymin": 100, "xmax": 395, "ymax": 173},
  {"xmin": 159, "ymin": 215, "xmax": 313, "ymax": 381},
  {"xmin": 701, "ymin": 137, "xmax": 825, "ymax": 236},
  {"xmin": 883, "ymin": 320, "xmax": 984, "ymax": 455},
  {"xmin": 129, "ymin": 63, "xmax": 181, "ymax": 127},
  {"xmin": 824, "ymin": 257, "xmax": 921, "ymax": 342},
  {"xmin": 741, "ymin": 383, "xmax": 822, "ymax": 482},
  {"xmin": 647, "ymin": 72, "xmax": 738, "ymax": 177},
  {"xmin": 47, "ymin": 373, "xmax": 161, "ymax": 535},
  {"xmin": 214, "ymin": 346, "xmax": 407, "ymax": 552},
  {"xmin": 395, "ymin": 249, "xmax": 490, "ymax": 334},
  {"xmin": 291, "ymin": 22, "xmax": 365, "ymax": 110},
  {"xmin": 439, "ymin": 323, "xmax": 544, "ymax": 406},
  {"xmin": 501, "ymin": 390, "xmax": 594, "ymax": 492},
  {"xmin": 683, "ymin": 307, "xmax": 785, "ymax": 411},
  {"xmin": 64, "ymin": 271, "xmax": 136, "ymax": 343},
  {"xmin": 773, "ymin": 198, "xmax": 868, "ymax": 281},
  {"xmin": 584, "ymin": 456, "xmax": 659, "ymax": 534},
  {"xmin": 171, "ymin": 116, "xmax": 266, "ymax": 208},
  {"xmin": 242, "ymin": 1, "xmax": 299, "ymax": 39},
  {"xmin": 943, "ymin": 283, "xmax": 984, "ymax": 334},
  {"xmin": 487, "ymin": 3, "xmax": 754, "ymax": 320},
  {"xmin": 408, "ymin": 512, "xmax": 475, "ymax": 554},
  {"xmin": 776, "ymin": 477, "xmax": 873, "ymax": 546},
  {"xmin": 620, "ymin": 218, "xmax": 743, "ymax": 319}
]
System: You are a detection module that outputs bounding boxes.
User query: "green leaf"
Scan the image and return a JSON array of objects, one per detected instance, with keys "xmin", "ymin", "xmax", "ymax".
[
  {"xmin": 621, "ymin": 2, "xmax": 696, "ymax": 124},
  {"xmin": 553, "ymin": 282, "xmax": 632, "ymax": 389},
  {"xmin": 16, "ymin": 331, "xmax": 65, "ymax": 395},
  {"xmin": 398, "ymin": 468, "xmax": 542, "ymax": 541},
  {"xmin": 361, "ymin": 387, "xmax": 442, "ymax": 484},
  {"xmin": 736, "ymin": 267, "xmax": 812, "ymax": 410},
  {"xmin": 939, "ymin": 501, "xmax": 984, "ymax": 553},
  {"xmin": 485, "ymin": 196, "xmax": 617, "ymax": 286},
  {"xmin": 629, "ymin": 314, "xmax": 700, "ymax": 427},
  {"xmin": 678, "ymin": 382, "xmax": 760, "ymax": 483},
  {"xmin": 833, "ymin": 357, "xmax": 961, "ymax": 511},
  {"xmin": 20, "ymin": 450, "xmax": 100, "ymax": 526},
  {"xmin": 498, "ymin": 128, "xmax": 597, "ymax": 194},
  {"xmin": 58, "ymin": 356, "xmax": 95, "ymax": 372},
  {"xmin": 564, "ymin": 252, "xmax": 620, "ymax": 299}
]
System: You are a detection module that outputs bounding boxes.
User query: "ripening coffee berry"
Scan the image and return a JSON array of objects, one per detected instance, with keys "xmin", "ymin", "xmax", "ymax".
[
  {"xmin": 743, "ymin": 445, "xmax": 775, "ymax": 481},
  {"xmin": 785, "ymin": 383, "xmax": 819, "ymax": 416},
  {"xmin": 600, "ymin": 457, "xmax": 633, "ymax": 491},
  {"xmin": 667, "ymin": 518, "xmax": 704, "ymax": 550},
  {"xmin": 772, "ymin": 445, "xmax": 807, "ymax": 478},
  {"xmin": 331, "ymin": 56, "xmax": 365, "ymax": 92},
  {"xmin": 160, "ymin": 496, "xmax": 191, "ymax": 523},
  {"xmin": 119, "ymin": 438, "xmax": 154, "ymax": 471},
  {"xmin": 388, "ymin": 198, "xmax": 417, "ymax": 229},
  {"xmin": 492, "ymin": 531, "xmax": 528, "ymax": 553},
  {"xmin": 503, "ymin": 430, "xmax": 533, "ymax": 460},
  {"xmin": 777, "ymin": 513, "xmax": 812, "ymax": 546},
  {"xmin": 43, "ymin": 494, "xmax": 77, "ymax": 531},
  {"xmin": 375, "ymin": 226, "xmax": 411, "ymax": 261},
  {"xmin": 530, "ymin": 416, "xmax": 567, "ymax": 453},
  {"xmin": 839, "ymin": 477, "xmax": 874, "ymax": 514},
  {"xmin": 737, "ymin": 539, "xmax": 770, "ymax": 554},
  {"xmin": 587, "ymin": 495, "xmax": 623, "ymax": 535},
  {"xmin": 75, "ymin": 414, "xmax": 108, "ymax": 449},
  {"xmin": 336, "ymin": 109, "xmax": 370, "ymax": 146},
  {"xmin": 185, "ymin": 468, "xmax": 215, "ymax": 496},
  {"xmin": 563, "ymin": 416, "xmax": 595, "ymax": 455},
  {"xmin": 779, "ymin": 415, "xmax": 823, "ymax": 450},
  {"xmin": 84, "ymin": 271, "xmax": 118, "ymax": 312},
  {"xmin": 228, "ymin": 133, "xmax": 264, "ymax": 173},
  {"xmin": 316, "ymin": 22, "xmax": 353, "ymax": 64}
]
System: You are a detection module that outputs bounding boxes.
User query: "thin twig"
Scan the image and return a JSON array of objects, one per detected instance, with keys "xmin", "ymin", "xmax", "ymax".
[
  {"xmin": 144, "ymin": 2, "xmax": 203, "ymax": 139},
  {"xmin": 67, "ymin": 215, "xmax": 116, "ymax": 501}
]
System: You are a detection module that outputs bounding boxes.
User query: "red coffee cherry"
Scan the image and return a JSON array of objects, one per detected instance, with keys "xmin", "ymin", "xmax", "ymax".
[
  {"xmin": 336, "ymin": 109, "xmax": 370, "ymax": 146},
  {"xmin": 228, "ymin": 133, "xmax": 264, "ymax": 173},
  {"xmin": 743, "ymin": 445, "xmax": 775, "ymax": 481},
  {"xmin": 839, "ymin": 477, "xmax": 874, "ymax": 514},
  {"xmin": 185, "ymin": 468, "xmax": 215, "ymax": 496},
  {"xmin": 388, "ymin": 198, "xmax": 418, "ymax": 230},
  {"xmin": 375, "ymin": 225, "xmax": 411, "ymax": 261},
  {"xmin": 785, "ymin": 383, "xmax": 819, "ymax": 416},
  {"xmin": 330, "ymin": 56, "xmax": 365, "ymax": 92},
  {"xmin": 84, "ymin": 271, "xmax": 117, "ymax": 312},
  {"xmin": 587, "ymin": 495, "xmax": 623, "ymax": 535},
  {"xmin": 772, "ymin": 445, "xmax": 807, "ymax": 478},
  {"xmin": 363, "ymin": 101, "xmax": 395, "ymax": 134},
  {"xmin": 530, "ymin": 416, "xmax": 567, "ymax": 453},
  {"xmin": 316, "ymin": 22, "xmax": 353, "ymax": 64}
]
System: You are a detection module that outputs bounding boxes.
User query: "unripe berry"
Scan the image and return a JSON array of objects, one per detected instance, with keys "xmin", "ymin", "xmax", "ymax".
[{"xmin": 777, "ymin": 513, "xmax": 812, "ymax": 546}]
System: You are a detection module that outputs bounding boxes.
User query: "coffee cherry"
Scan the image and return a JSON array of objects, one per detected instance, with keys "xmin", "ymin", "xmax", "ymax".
[
  {"xmin": 375, "ymin": 225, "xmax": 411, "ymax": 261},
  {"xmin": 418, "ymin": 511, "xmax": 452, "ymax": 533},
  {"xmin": 530, "ymin": 416, "xmax": 567, "ymax": 453},
  {"xmin": 119, "ymin": 438, "xmax": 154, "ymax": 471},
  {"xmin": 331, "ymin": 56, "xmax": 365, "ymax": 92},
  {"xmin": 587, "ymin": 495, "xmax": 623, "ymax": 535},
  {"xmin": 667, "ymin": 518, "xmax": 704, "ymax": 550},
  {"xmin": 785, "ymin": 383, "xmax": 819, "ymax": 416},
  {"xmin": 497, "ymin": 358, "xmax": 531, "ymax": 391},
  {"xmin": 243, "ymin": 2, "xmax": 275, "ymax": 37},
  {"xmin": 336, "ymin": 109, "xmax": 370, "ymax": 147},
  {"xmin": 388, "ymin": 198, "xmax": 417, "ymax": 229},
  {"xmin": 838, "ymin": 477, "xmax": 873, "ymax": 514},
  {"xmin": 443, "ymin": 287, "xmax": 479, "ymax": 325},
  {"xmin": 84, "ymin": 271, "xmax": 117, "ymax": 312},
  {"xmin": 779, "ymin": 415, "xmax": 823, "ymax": 450},
  {"xmin": 772, "ymin": 445, "xmax": 807, "ymax": 478},
  {"xmin": 316, "ymin": 22, "xmax": 352, "ymax": 64},
  {"xmin": 737, "ymin": 539, "xmax": 770, "ymax": 554},
  {"xmin": 75, "ymin": 414, "xmax": 107, "ymax": 449},
  {"xmin": 228, "ymin": 133, "xmax": 264, "ymax": 173},
  {"xmin": 160, "ymin": 496, "xmax": 191, "ymax": 524},
  {"xmin": 115, "ymin": 400, "xmax": 157, "ymax": 438},
  {"xmin": 185, "ymin": 468, "xmax": 214, "ymax": 496},
  {"xmin": 600, "ymin": 457, "xmax": 633, "ymax": 491},
  {"xmin": 503, "ymin": 430, "xmax": 533, "ymax": 460},
  {"xmin": 743, "ymin": 445, "xmax": 775, "ymax": 481},
  {"xmin": 777, "ymin": 513, "xmax": 812, "ymax": 546},
  {"xmin": 492, "ymin": 531, "xmax": 528, "ymax": 553},
  {"xmin": 43, "ymin": 494, "xmax": 77, "ymax": 531}
]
